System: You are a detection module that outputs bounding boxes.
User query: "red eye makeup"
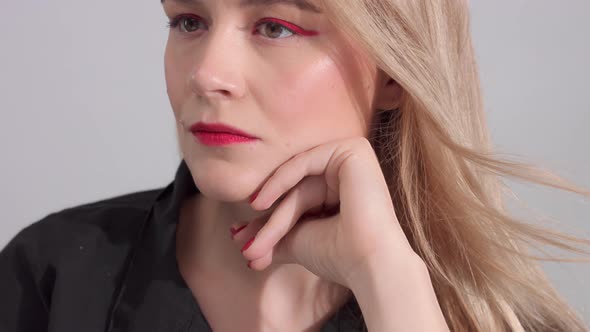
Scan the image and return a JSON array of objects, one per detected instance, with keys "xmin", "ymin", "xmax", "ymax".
[
  {"xmin": 254, "ymin": 17, "xmax": 319, "ymax": 37},
  {"xmin": 166, "ymin": 14, "xmax": 319, "ymax": 39}
]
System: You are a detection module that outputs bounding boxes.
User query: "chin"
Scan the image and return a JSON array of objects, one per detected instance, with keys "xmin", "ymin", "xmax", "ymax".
[{"xmin": 187, "ymin": 161, "xmax": 262, "ymax": 203}]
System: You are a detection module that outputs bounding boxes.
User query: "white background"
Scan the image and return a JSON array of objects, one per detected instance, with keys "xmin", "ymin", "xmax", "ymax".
[{"xmin": 1, "ymin": 0, "xmax": 588, "ymax": 324}]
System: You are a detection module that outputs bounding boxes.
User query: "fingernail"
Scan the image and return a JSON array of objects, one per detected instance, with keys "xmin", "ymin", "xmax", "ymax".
[
  {"xmin": 230, "ymin": 224, "xmax": 248, "ymax": 238},
  {"xmin": 241, "ymin": 236, "xmax": 255, "ymax": 253},
  {"xmin": 249, "ymin": 190, "xmax": 260, "ymax": 204}
]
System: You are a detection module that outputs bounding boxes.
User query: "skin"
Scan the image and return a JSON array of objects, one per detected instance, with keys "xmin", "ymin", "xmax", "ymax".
[{"xmin": 162, "ymin": 0, "xmax": 405, "ymax": 330}]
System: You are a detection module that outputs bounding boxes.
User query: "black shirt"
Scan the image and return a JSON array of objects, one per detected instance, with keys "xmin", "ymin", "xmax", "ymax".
[{"xmin": 0, "ymin": 159, "xmax": 365, "ymax": 331}]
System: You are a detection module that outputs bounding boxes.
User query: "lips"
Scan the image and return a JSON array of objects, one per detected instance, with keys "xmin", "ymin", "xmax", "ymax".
[{"xmin": 189, "ymin": 122, "xmax": 256, "ymax": 139}]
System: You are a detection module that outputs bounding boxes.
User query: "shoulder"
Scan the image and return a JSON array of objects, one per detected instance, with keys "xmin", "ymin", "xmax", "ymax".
[
  {"xmin": 2, "ymin": 186, "xmax": 165, "ymax": 267},
  {"xmin": 0, "ymin": 187, "xmax": 167, "ymax": 331}
]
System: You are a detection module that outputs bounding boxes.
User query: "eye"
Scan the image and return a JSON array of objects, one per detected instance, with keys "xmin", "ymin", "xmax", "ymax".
[
  {"xmin": 254, "ymin": 18, "xmax": 318, "ymax": 39},
  {"xmin": 165, "ymin": 15, "xmax": 317, "ymax": 38},
  {"xmin": 166, "ymin": 14, "xmax": 207, "ymax": 33},
  {"xmin": 255, "ymin": 21, "xmax": 295, "ymax": 39}
]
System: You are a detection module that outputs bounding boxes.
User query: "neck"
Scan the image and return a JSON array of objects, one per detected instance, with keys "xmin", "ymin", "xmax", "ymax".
[{"xmin": 175, "ymin": 193, "xmax": 353, "ymax": 330}]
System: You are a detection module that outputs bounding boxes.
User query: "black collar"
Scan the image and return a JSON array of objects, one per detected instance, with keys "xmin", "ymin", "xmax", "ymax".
[{"xmin": 154, "ymin": 159, "xmax": 200, "ymax": 226}]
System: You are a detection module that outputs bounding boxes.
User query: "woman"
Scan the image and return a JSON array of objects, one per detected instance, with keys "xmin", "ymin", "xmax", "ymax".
[{"xmin": 1, "ymin": 0, "xmax": 589, "ymax": 331}]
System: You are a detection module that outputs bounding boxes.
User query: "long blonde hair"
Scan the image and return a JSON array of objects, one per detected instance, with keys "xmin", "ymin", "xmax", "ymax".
[{"xmin": 320, "ymin": 0, "xmax": 590, "ymax": 330}]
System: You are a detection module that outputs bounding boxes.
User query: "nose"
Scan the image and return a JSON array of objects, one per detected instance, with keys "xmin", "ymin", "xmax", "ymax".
[{"xmin": 187, "ymin": 28, "xmax": 246, "ymax": 100}]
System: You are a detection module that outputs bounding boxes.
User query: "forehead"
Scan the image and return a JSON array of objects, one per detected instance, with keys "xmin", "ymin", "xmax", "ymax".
[{"xmin": 160, "ymin": 0, "xmax": 323, "ymax": 13}]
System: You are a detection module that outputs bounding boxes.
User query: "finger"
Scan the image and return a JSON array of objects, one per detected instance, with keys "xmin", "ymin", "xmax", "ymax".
[
  {"xmin": 240, "ymin": 175, "xmax": 327, "ymax": 263},
  {"xmin": 278, "ymin": 213, "xmax": 341, "ymax": 284},
  {"xmin": 247, "ymin": 248, "xmax": 273, "ymax": 271},
  {"xmin": 249, "ymin": 139, "xmax": 346, "ymax": 211},
  {"xmin": 230, "ymin": 216, "xmax": 265, "ymax": 249},
  {"xmin": 251, "ymin": 138, "xmax": 389, "ymax": 221}
]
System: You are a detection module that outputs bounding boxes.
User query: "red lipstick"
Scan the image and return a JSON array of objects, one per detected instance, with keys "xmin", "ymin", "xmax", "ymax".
[{"xmin": 190, "ymin": 122, "xmax": 258, "ymax": 146}]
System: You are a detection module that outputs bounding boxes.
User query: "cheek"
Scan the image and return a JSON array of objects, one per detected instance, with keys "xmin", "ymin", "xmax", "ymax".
[
  {"xmin": 164, "ymin": 46, "xmax": 188, "ymax": 115},
  {"xmin": 262, "ymin": 55, "xmax": 367, "ymax": 141}
]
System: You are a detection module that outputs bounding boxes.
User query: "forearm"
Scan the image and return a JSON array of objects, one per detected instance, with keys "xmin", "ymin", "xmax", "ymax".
[{"xmin": 347, "ymin": 252, "xmax": 449, "ymax": 332}]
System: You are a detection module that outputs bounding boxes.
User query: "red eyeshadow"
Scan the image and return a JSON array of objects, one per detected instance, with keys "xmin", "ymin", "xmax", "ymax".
[{"xmin": 257, "ymin": 17, "xmax": 319, "ymax": 36}]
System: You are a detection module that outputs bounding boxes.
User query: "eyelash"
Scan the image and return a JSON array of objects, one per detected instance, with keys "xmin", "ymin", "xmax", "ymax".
[{"xmin": 165, "ymin": 14, "xmax": 318, "ymax": 39}]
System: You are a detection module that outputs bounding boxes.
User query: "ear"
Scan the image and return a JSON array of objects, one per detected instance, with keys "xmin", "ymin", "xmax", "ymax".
[{"xmin": 373, "ymin": 70, "xmax": 403, "ymax": 110}]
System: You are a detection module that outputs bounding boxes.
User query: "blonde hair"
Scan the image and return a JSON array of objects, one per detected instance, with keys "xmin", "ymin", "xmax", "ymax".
[{"xmin": 319, "ymin": 0, "xmax": 590, "ymax": 330}]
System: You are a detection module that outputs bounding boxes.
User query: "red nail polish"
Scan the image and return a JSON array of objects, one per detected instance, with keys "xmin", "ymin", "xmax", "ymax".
[
  {"xmin": 249, "ymin": 190, "xmax": 259, "ymax": 204},
  {"xmin": 230, "ymin": 224, "xmax": 248, "ymax": 238},
  {"xmin": 241, "ymin": 236, "xmax": 255, "ymax": 253}
]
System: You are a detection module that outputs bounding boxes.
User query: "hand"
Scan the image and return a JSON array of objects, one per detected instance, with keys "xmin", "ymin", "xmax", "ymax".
[{"xmin": 232, "ymin": 137, "xmax": 419, "ymax": 288}]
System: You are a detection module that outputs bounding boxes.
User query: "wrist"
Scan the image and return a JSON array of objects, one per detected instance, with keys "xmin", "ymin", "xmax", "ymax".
[
  {"xmin": 346, "ymin": 251, "xmax": 449, "ymax": 332},
  {"xmin": 345, "ymin": 249, "xmax": 427, "ymax": 291}
]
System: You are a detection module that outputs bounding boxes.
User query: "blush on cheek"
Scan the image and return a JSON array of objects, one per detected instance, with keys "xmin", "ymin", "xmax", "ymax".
[
  {"xmin": 266, "ymin": 56, "xmax": 364, "ymax": 142},
  {"xmin": 277, "ymin": 56, "xmax": 347, "ymax": 113}
]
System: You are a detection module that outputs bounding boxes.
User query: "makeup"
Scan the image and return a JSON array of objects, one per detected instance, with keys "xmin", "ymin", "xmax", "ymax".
[
  {"xmin": 254, "ymin": 17, "xmax": 319, "ymax": 37},
  {"xmin": 190, "ymin": 122, "xmax": 259, "ymax": 146},
  {"xmin": 193, "ymin": 132, "xmax": 258, "ymax": 146}
]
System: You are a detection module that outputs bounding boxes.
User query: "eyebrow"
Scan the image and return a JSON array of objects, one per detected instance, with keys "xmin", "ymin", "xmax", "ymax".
[{"xmin": 160, "ymin": 0, "xmax": 322, "ymax": 14}]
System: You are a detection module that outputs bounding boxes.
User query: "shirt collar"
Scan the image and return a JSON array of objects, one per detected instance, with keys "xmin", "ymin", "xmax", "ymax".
[
  {"xmin": 154, "ymin": 158, "xmax": 200, "ymax": 225},
  {"xmin": 107, "ymin": 159, "xmax": 210, "ymax": 332}
]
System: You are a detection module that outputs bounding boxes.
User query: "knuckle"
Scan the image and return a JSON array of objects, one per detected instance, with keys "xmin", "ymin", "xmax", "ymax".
[
  {"xmin": 338, "ymin": 137, "xmax": 371, "ymax": 158},
  {"xmin": 355, "ymin": 136, "xmax": 373, "ymax": 153}
]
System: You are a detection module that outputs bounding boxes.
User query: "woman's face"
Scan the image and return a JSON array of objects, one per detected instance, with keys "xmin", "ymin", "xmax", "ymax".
[{"xmin": 163, "ymin": 0, "xmax": 392, "ymax": 202}]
